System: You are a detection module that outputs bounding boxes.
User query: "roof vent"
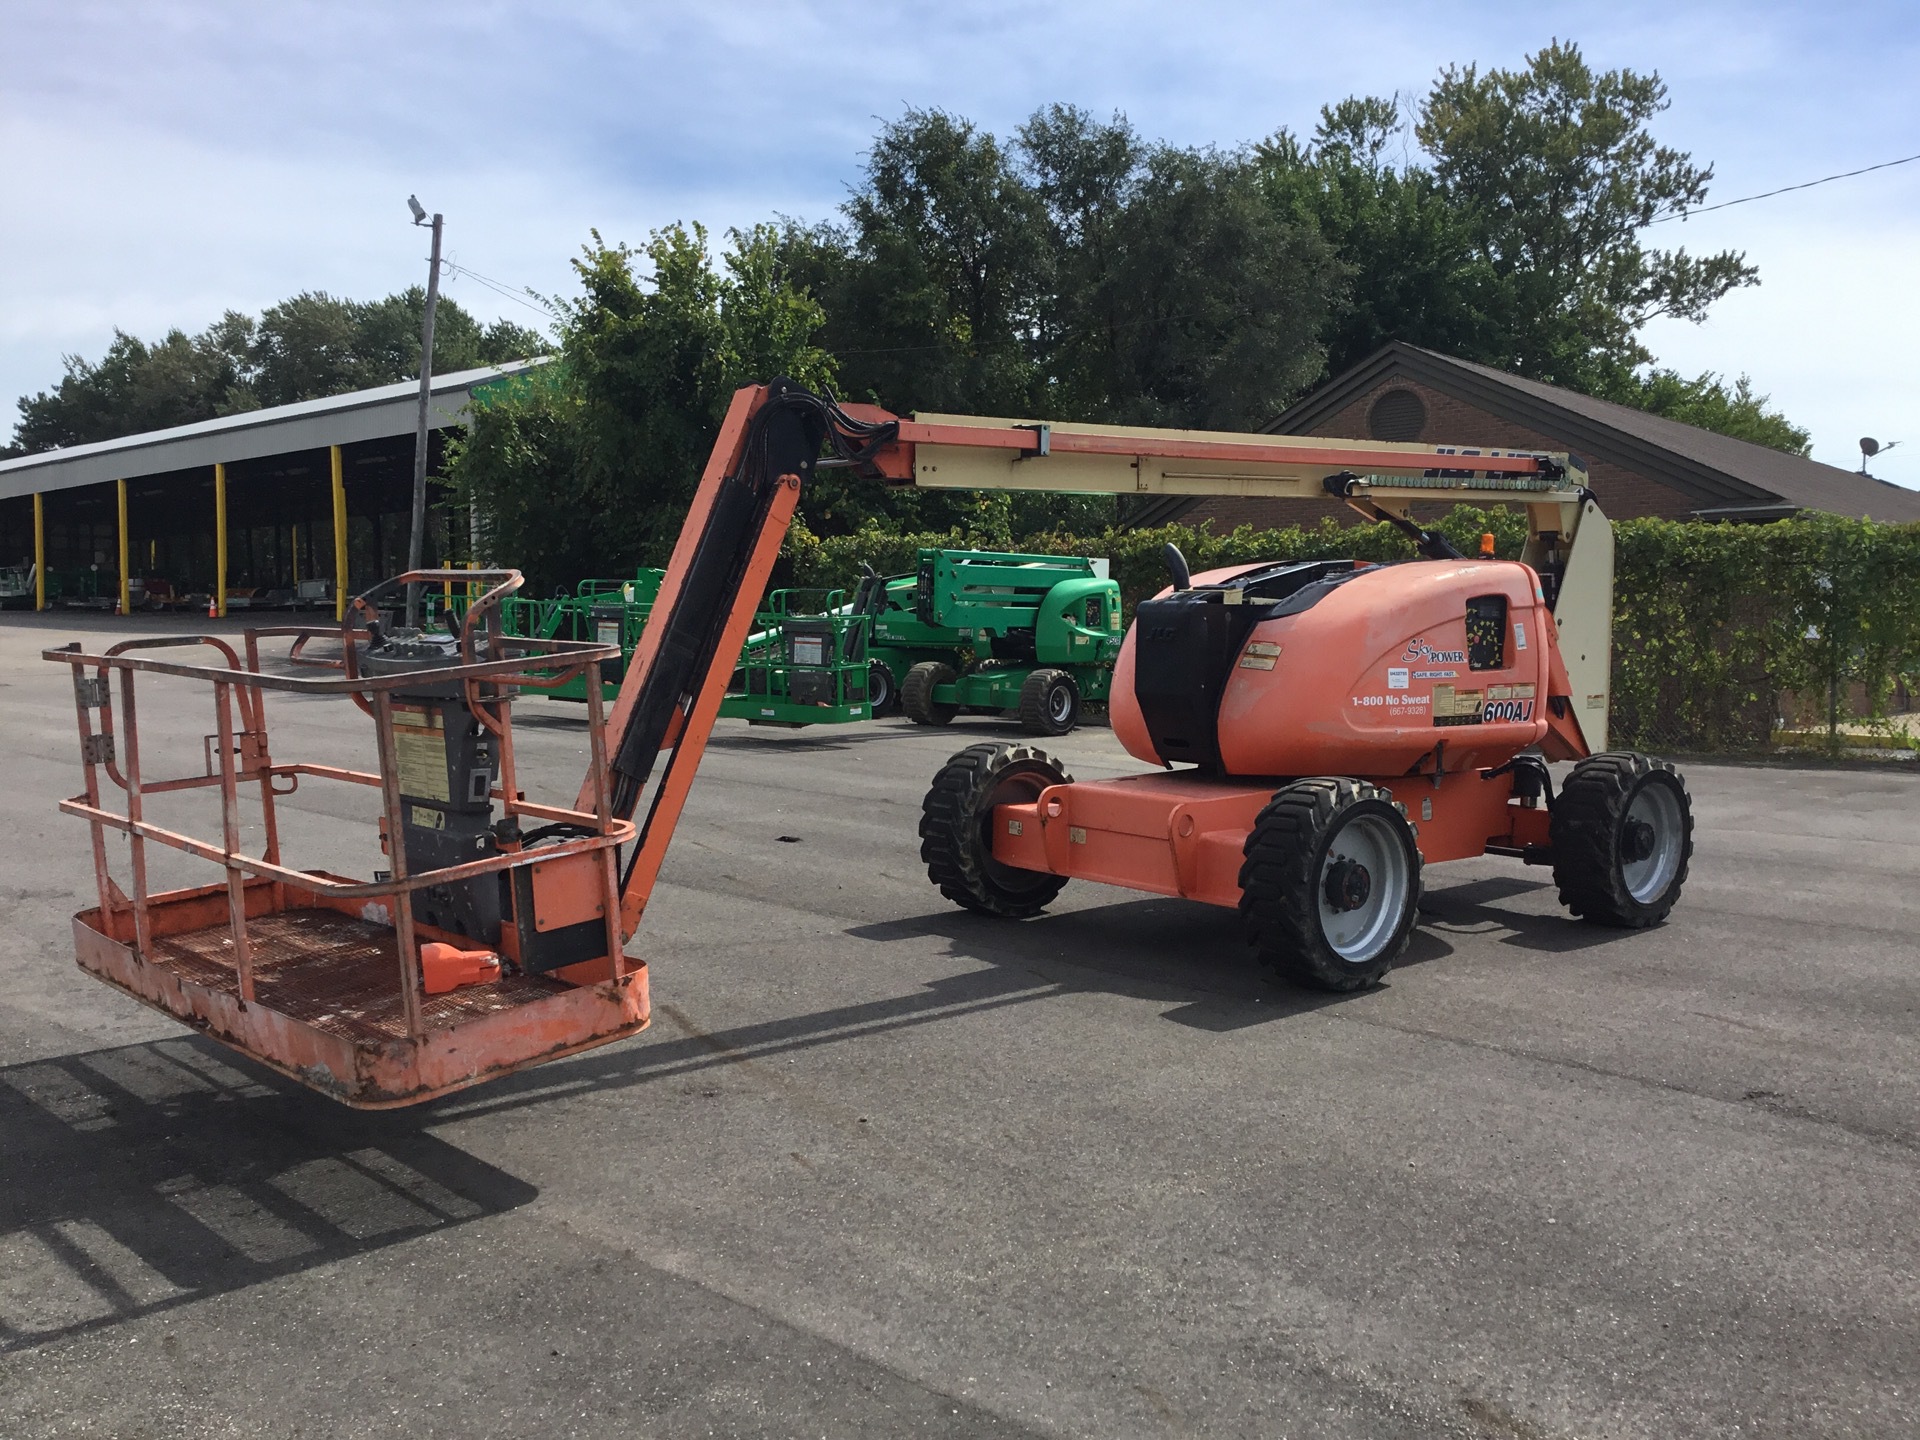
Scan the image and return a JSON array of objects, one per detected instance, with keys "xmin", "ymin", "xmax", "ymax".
[{"xmin": 1368, "ymin": 388, "xmax": 1427, "ymax": 442}]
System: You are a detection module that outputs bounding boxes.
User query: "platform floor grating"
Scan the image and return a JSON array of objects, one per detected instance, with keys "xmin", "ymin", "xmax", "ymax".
[{"xmin": 148, "ymin": 908, "xmax": 568, "ymax": 1043}]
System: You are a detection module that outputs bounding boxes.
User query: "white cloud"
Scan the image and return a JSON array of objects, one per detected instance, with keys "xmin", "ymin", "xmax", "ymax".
[{"xmin": 3, "ymin": 0, "xmax": 1916, "ymax": 493}]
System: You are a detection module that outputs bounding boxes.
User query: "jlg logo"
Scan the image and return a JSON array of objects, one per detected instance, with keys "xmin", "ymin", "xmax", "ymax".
[{"xmin": 1404, "ymin": 639, "xmax": 1466, "ymax": 664}]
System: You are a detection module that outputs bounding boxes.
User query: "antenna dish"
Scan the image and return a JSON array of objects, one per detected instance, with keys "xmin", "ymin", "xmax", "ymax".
[{"xmin": 1860, "ymin": 437, "xmax": 1881, "ymax": 457}]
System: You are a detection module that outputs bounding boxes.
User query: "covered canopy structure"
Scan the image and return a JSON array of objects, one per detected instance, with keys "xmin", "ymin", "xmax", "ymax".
[{"xmin": 0, "ymin": 361, "xmax": 543, "ymax": 617}]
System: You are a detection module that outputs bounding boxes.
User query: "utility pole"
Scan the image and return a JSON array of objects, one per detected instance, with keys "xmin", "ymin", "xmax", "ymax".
[{"xmin": 406, "ymin": 196, "xmax": 443, "ymax": 628}]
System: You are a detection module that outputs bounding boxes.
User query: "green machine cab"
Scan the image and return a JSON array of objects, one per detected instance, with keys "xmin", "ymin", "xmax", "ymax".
[{"xmin": 859, "ymin": 548, "xmax": 1122, "ymax": 736}]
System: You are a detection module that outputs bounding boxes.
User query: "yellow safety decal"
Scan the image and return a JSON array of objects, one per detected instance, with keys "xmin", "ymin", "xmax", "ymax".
[{"xmin": 392, "ymin": 716, "xmax": 451, "ymax": 803}]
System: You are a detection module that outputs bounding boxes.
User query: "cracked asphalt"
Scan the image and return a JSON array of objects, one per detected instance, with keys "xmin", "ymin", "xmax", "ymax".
[{"xmin": 1, "ymin": 612, "xmax": 1916, "ymax": 1438}]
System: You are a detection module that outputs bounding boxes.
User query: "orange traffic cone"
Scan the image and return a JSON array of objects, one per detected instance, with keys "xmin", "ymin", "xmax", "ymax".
[
  {"xmin": 207, "ymin": 596, "xmax": 218, "ymax": 619},
  {"xmin": 419, "ymin": 942, "xmax": 503, "ymax": 994}
]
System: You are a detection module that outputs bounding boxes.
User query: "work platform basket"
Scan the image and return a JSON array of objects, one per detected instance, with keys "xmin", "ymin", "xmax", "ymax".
[{"xmin": 45, "ymin": 572, "xmax": 648, "ymax": 1108}]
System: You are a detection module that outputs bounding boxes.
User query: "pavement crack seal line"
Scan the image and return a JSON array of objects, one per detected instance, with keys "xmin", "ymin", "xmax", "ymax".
[{"xmin": 1340, "ymin": 1011, "xmax": 1920, "ymax": 1157}]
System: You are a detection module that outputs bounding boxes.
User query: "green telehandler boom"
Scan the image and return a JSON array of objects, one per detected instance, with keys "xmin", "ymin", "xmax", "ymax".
[{"xmin": 857, "ymin": 548, "xmax": 1122, "ymax": 736}]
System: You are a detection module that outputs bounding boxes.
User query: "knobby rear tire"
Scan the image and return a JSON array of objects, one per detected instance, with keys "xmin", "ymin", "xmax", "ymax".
[
  {"xmin": 1550, "ymin": 753, "xmax": 1692, "ymax": 927},
  {"xmin": 1018, "ymin": 668, "xmax": 1081, "ymax": 736},
  {"xmin": 902, "ymin": 661, "xmax": 959, "ymax": 726},
  {"xmin": 1238, "ymin": 778, "xmax": 1422, "ymax": 992},
  {"xmin": 867, "ymin": 662, "xmax": 898, "ymax": 716},
  {"xmin": 920, "ymin": 742, "xmax": 1071, "ymax": 918}
]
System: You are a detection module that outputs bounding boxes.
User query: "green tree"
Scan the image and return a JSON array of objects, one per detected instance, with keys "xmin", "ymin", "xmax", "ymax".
[
  {"xmin": 13, "ymin": 293, "xmax": 545, "ymax": 452},
  {"xmin": 1417, "ymin": 40, "xmax": 1756, "ymax": 390},
  {"xmin": 13, "ymin": 317, "xmax": 257, "ymax": 451},
  {"xmin": 1263, "ymin": 44, "xmax": 1758, "ymax": 398},
  {"xmin": 249, "ymin": 289, "xmax": 544, "ymax": 406},
  {"xmin": 1024, "ymin": 106, "xmax": 1337, "ymax": 431},
  {"xmin": 824, "ymin": 109, "xmax": 1050, "ymax": 417},
  {"xmin": 1605, "ymin": 369, "xmax": 1811, "ymax": 455},
  {"xmin": 451, "ymin": 225, "xmax": 836, "ymax": 588},
  {"xmin": 1258, "ymin": 98, "xmax": 1499, "ymax": 380}
]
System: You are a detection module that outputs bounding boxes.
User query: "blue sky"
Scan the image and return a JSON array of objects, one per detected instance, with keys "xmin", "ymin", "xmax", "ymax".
[{"xmin": 2, "ymin": 1, "xmax": 1915, "ymax": 484}]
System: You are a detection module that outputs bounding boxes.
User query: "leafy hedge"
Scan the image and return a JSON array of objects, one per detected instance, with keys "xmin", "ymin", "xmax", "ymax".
[
  {"xmin": 1609, "ymin": 514, "xmax": 1920, "ymax": 751},
  {"xmin": 785, "ymin": 508, "xmax": 1920, "ymax": 753}
]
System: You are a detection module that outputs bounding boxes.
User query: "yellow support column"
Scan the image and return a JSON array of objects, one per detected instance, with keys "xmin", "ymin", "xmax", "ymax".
[
  {"xmin": 330, "ymin": 444, "xmax": 348, "ymax": 621},
  {"xmin": 116, "ymin": 479, "xmax": 130, "ymax": 616},
  {"xmin": 214, "ymin": 462, "xmax": 228, "ymax": 619},
  {"xmin": 33, "ymin": 493, "xmax": 46, "ymax": 611}
]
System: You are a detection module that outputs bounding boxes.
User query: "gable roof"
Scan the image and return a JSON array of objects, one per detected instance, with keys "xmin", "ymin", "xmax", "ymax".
[{"xmin": 1258, "ymin": 343, "xmax": 1920, "ymax": 523}]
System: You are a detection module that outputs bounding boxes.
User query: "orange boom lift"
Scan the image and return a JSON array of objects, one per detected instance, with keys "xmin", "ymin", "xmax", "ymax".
[{"xmin": 47, "ymin": 381, "xmax": 1690, "ymax": 1106}]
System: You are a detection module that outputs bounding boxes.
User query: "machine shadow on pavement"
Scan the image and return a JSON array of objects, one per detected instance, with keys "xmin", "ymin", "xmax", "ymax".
[
  {"xmin": 1414, "ymin": 874, "xmax": 1623, "ymax": 953},
  {"xmin": 426, "ymin": 873, "xmax": 1620, "ymax": 1125},
  {"xmin": 850, "ymin": 895, "xmax": 1452, "ymax": 1032},
  {"xmin": 0, "ymin": 1037, "xmax": 536, "ymax": 1354}
]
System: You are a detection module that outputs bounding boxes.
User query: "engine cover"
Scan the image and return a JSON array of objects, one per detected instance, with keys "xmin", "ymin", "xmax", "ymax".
[{"xmin": 1112, "ymin": 559, "xmax": 1556, "ymax": 779}]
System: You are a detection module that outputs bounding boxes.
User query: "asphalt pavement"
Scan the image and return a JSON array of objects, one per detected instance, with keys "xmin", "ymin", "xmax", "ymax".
[{"xmin": 1, "ymin": 612, "xmax": 1916, "ymax": 1439}]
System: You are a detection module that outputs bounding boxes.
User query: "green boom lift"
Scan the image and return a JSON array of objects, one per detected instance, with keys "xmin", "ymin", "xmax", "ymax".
[{"xmin": 858, "ymin": 548, "xmax": 1122, "ymax": 737}]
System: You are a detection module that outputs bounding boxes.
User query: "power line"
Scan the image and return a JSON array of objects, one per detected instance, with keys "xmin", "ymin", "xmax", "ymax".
[
  {"xmin": 1650, "ymin": 151, "xmax": 1920, "ymax": 224},
  {"xmin": 441, "ymin": 260, "xmax": 556, "ymax": 317}
]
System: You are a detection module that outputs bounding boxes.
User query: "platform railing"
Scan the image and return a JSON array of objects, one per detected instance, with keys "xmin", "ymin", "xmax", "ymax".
[{"xmin": 45, "ymin": 616, "xmax": 630, "ymax": 1044}]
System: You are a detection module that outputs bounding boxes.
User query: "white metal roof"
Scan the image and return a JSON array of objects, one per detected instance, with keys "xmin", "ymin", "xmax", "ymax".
[{"xmin": 0, "ymin": 359, "xmax": 548, "ymax": 500}]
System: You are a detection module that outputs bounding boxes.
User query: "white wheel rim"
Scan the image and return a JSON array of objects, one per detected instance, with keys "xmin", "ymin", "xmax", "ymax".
[
  {"xmin": 1047, "ymin": 684, "xmax": 1074, "ymax": 725},
  {"xmin": 1622, "ymin": 781, "xmax": 1684, "ymax": 903},
  {"xmin": 1318, "ymin": 812, "xmax": 1411, "ymax": 964}
]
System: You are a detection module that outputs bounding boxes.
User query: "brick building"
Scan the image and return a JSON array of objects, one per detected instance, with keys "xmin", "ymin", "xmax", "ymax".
[{"xmin": 1142, "ymin": 343, "xmax": 1920, "ymax": 531}]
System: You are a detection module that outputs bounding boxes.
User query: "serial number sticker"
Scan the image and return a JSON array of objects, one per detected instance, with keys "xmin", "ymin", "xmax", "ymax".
[
  {"xmin": 1245, "ymin": 641, "xmax": 1282, "ymax": 658},
  {"xmin": 1238, "ymin": 655, "xmax": 1276, "ymax": 670},
  {"xmin": 1387, "ymin": 667, "xmax": 1409, "ymax": 690},
  {"xmin": 1515, "ymin": 621, "xmax": 1528, "ymax": 650},
  {"xmin": 1432, "ymin": 684, "xmax": 1485, "ymax": 726}
]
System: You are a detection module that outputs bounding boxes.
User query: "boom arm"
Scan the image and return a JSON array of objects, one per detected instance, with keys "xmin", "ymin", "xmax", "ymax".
[{"xmin": 590, "ymin": 382, "xmax": 1608, "ymax": 937}]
